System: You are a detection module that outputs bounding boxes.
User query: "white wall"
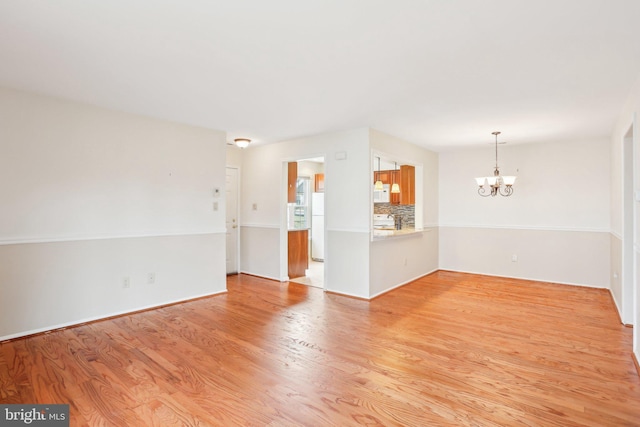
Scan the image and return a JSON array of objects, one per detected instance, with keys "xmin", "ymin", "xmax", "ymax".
[
  {"xmin": 226, "ymin": 144, "xmax": 243, "ymax": 168},
  {"xmin": 240, "ymin": 128, "xmax": 372, "ymax": 296},
  {"xmin": 610, "ymin": 74, "xmax": 640, "ymax": 358},
  {"xmin": 0, "ymin": 87, "xmax": 227, "ymax": 339},
  {"xmin": 240, "ymin": 128, "xmax": 440, "ymax": 299},
  {"xmin": 0, "ymin": 234, "xmax": 225, "ymax": 340},
  {"xmin": 369, "ymin": 129, "xmax": 439, "ymax": 297},
  {"xmin": 1, "ymin": 89, "xmax": 225, "ymax": 242},
  {"xmin": 440, "ymin": 139, "xmax": 609, "ymax": 230},
  {"xmin": 439, "ymin": 138, "xmax": 610, "ymax": 288},
  {"xmin": 440, "ymin": 227, "xmax": 609, "ymax": 287}
]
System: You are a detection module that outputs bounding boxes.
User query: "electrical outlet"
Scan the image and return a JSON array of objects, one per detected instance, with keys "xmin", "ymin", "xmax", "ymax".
[
  {"xmin": 123, "ymin": 277, "xmax": 130, "ymax": 288},
  {"xmin": 511, "ymin": 254, "xmax": 518, "ymax": 262},
  {"xmin": 213, "ymin": 201, "xmax": 218, "ymax": 211},
  {"xmin": 147, "ymin": 273, "xmax": 156, "ymax": 284},
  {"xmin": 252, "ymin": 203, "xmax": 258, "ymax": 211},
  {"xmin": 404, "ymin": 258, "xmax": 408, "ymax": 266}
]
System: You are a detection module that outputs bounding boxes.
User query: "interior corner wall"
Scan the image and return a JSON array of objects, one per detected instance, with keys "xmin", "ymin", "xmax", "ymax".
[
  {"xmin": 610, "ymin": 73, "xmax": 640, "ymax": 356},
  {"xmin": 239, "ymin": 128, "xmax": 371, "ymax": 297},
  {"xmin": 369, "ymin": 129, "xmax": 439, "ymax": 297},
  {"xmin": 0, "ymin": 87, "xmax": 227, "ymax": 340},
  {"xmin": 226, "ymin": 144, "xmax": 243, "ymax": 168},
  {"xmin": 439, "ymin": 138, "xmax": 610, "ymax": 288}
]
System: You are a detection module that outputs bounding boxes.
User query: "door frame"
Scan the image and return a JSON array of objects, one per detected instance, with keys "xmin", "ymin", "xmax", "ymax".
[
  {"xmin": 225, "ymin": 166, "xmax": 240, "ymax": 275},
  {"xmin": 280, "ymin": 155, "xmax": 327, "ymax": 289}
]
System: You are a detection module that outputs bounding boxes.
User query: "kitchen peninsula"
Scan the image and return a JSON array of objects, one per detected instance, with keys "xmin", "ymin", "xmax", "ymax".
[{"xmin": 372, "ymin": 161, "xmax": 423, "ymax": 239}]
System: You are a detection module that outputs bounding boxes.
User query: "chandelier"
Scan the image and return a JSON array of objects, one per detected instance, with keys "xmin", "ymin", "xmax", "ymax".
[{"xmin": 475, "ymin": 131, "xmax": 516, "ymax": 197}]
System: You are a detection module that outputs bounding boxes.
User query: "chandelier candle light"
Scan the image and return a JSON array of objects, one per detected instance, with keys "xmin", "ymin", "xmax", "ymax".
[{"xmin": 475, "ymin": 131, "xmax": 516, "ymax": 197}]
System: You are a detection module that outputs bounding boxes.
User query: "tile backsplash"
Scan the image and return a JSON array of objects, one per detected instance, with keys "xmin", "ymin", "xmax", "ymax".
[{"xmin": 373, "ymin": 203, "xmax": 415, "ymax": 228}]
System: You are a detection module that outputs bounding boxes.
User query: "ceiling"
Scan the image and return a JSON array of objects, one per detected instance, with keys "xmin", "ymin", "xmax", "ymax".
[{"xmin": 1, "ymin": 0, "xmax": 639, "ymax": 150}]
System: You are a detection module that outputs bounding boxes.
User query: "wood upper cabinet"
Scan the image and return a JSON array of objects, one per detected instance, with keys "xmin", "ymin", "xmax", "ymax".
[
  {"xmin": 374, "ymin": 166, "xmax": 415, "ymax": 205},
  {"xmin": 400, "ymin": 165, "xmax": 415, "ymax": 205},
  {"xmin": 288, "ymin": 162, "xmax": 297, "ymax": 203},
  {"xmin": 374, "ymin": 170, "xmax": 390, "ymax": 185},
  {"xmin": 314, "ymin": 173, "xmax": 325, "ymax": 192},
  {"xmin": 374, "ymin": 170, "xmax": 398, "ymax": 184}
]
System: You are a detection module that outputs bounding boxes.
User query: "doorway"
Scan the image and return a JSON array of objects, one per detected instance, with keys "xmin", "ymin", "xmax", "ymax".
[
  {"xmin": 226, "ymin": 167, "xmax": 239, "ymax": 275},
  {"xmin": 623, "ymin": 124, "xmax": 636, "ymax": 326},
  {"xmin": 286, "ymin": 157, "xmax": 325, "ymax": 288}
]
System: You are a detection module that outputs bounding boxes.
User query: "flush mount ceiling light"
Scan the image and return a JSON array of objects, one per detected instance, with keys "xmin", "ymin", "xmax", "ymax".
[
  {"xmin": 234, "ymin": 138, "xmax": 251, "ymax": 149},
  {"xmin": 475, "ymin": 131, "xmax": 516, "ymax": 197}
]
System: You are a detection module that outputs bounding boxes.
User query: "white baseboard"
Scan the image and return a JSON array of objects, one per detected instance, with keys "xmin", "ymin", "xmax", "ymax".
[
  {"xmin": 0, "ymin": 289, "xmax": 228, "ymax": 342},
  {"xmin": 369, "ymin": 268, "xmax": 439, "ymax": 299},
  {"xmin": 238, "ymin": 270, "xmax": 284, "ymax": 282},
  {"xmin": 439, "ymin": 268, "xmax": 607, "ymax": 289}
]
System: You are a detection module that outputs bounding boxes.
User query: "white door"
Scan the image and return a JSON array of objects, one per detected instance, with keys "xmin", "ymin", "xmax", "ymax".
[{"xmin": 226, "ymin": 167, "xmax": 239, "ymax": 274}]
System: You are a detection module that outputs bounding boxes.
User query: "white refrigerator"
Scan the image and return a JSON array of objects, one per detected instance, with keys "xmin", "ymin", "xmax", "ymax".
[{"xmin": 311, "ymin": 192, "xmax": 324, "ymax": 261}]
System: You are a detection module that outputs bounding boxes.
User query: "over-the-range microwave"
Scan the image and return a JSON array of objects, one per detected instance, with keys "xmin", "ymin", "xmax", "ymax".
[{"xmin": 373, "ymin": 184, "xmax": 390, "ymax": 203}]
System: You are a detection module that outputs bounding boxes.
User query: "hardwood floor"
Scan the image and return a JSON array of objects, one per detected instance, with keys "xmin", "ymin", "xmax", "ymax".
[{"xmin": 1, "ymin": 271, "xmax": 639, "ymax": 426}]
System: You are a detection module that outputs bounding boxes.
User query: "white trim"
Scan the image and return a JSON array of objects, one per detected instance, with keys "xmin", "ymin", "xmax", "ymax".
[
  {"xmin": 0, "ymin": 229, "xmax": 226, "ymax": 246},
  {"xmin": 611, "ymin": 230, "xmax": 623, "ymax": 240},
  {"xmin": 238, "ymin": 270, "xmax": 284, "ymax": 282},
  {"xmin": 323, "ymin": 288, "xmax": 369, "ymax": 300},
  {"xmin": 441, "ymin": 268, "xmax": 608, "ymax": 289},
  {"xmin": 609, "ymin": 288, "xmax": 623, "ymax": 323},
  {"xmin": 369, "ymin": 268, "xmax": 439, "ymax": 299},
  {"xmin": 226, "ymin": 165, "xmax": 241, "ymax": 275},
  {"xmin": 438, "ymin": 224, "xmax": 609, "ymax": 233},
  {"xmin": 0, "ymin": 289, "xmax": 228, "ymax": 342},
  {"xmin": 241, "ymin": 223, "xmax": 280, "ymax": 229},
  {"xmin": 372, "ymin": 229, "xmax": 427, "ymax": 241},
  {"xmin": 326, "ymin": 227, "xmax": 370, "ymax": 233}
]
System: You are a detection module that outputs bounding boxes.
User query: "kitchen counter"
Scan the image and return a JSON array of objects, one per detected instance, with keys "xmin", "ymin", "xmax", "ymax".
[{"xmin": 372, "ymin": 227, "xmax": 431, "ymax": 240}]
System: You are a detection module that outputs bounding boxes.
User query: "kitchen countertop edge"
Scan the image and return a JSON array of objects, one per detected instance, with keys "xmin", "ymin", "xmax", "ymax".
[{"xmin": 371, "ymin": 228, "xmax": 432, "ymax": 241}]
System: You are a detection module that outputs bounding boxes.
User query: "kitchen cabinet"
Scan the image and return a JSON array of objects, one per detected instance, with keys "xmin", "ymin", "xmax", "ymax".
[
  {"xmin": 374, "ymin": 170, "xmax": 392, "ymax": 185},
  {"xmin": 288, "ymin": 162, "xmax": 297, "ymax": 203},
  {"xmin": 375, "ymin": 170, "xmax": 400, "ymax": 204},
  {"xmin": 288, "ymin": 229, "xmax": 309, "ymax": 279},
  {"xmin": 374, "ymin": 167, "xmax": 414, "ymax": 205},
  {"xmin": 314, "ymin": 173, "xmax": 325, "ymax": 192},
  {"xmin": 400, "ymin": 165, "xmax": 415, "ymax": 205}
]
